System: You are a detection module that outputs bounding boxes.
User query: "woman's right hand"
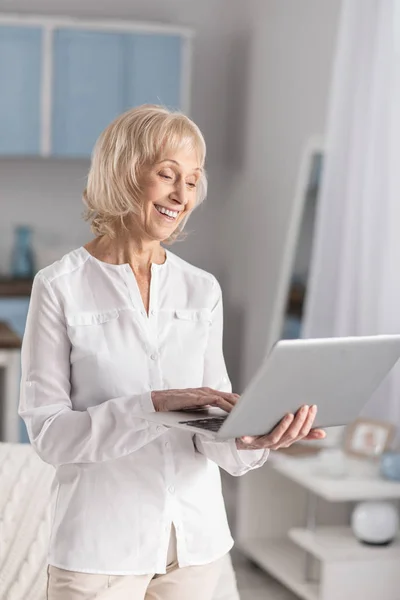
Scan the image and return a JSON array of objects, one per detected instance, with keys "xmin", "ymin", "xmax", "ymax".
[{"xmin": 151, "ymin": 388, "xmax": 239, "ymax": 413}]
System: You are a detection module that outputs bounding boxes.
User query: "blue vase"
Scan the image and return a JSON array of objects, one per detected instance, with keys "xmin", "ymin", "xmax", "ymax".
[
  {"xmin": 11, "ymin": 226, "xmax": 35, "ymax": 279},
  {"xmin": 380, "ymin": 452, "xmax": 400, "ymax": 482}
]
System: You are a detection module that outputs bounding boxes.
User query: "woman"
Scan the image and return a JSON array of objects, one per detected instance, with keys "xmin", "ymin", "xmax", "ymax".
[{"xmin": 19, "ymin": 105, "xmax": 325, "ymax": 600}]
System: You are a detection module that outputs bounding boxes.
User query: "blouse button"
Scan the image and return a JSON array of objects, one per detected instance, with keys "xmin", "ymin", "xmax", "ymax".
[{"xmin": 150, "ymin": 353, "xmax": 158, "ymax": 361}]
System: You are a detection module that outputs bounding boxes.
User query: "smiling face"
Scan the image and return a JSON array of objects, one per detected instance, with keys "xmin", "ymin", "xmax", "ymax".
[
  {"xmin": 84, "ymin": 106, "xmax": 207, "ymax": 243},
  {"xmin": 135, "ymin": 148, "xmax": 202, "ymax": 242}
]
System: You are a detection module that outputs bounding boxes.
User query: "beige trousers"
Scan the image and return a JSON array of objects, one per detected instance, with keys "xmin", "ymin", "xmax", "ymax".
[{"xmin": 47, "ymin": 556, "xmax": 224, "ymax": 600}]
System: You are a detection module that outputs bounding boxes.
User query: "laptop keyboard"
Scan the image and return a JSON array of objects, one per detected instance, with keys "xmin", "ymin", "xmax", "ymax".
[{"xmin": 178, "ymin": 416, "xmax": 228, "ymax": 432}]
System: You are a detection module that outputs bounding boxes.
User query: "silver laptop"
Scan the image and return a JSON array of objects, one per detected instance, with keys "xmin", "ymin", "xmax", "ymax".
[{"xmin": 139, "ymin": 335, "xmax": 400, "ymax": 440}]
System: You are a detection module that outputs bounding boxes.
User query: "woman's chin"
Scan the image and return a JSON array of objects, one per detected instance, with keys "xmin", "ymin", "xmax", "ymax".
[{"xmin": 148, "ymin": 221, "xmax": 179, "ymax": 240}]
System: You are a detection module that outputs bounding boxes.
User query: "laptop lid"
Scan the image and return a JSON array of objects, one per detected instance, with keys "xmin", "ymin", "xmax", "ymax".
[{"xmin": 217, "ymin": 335, "xmax": 400, "ymax": 439}]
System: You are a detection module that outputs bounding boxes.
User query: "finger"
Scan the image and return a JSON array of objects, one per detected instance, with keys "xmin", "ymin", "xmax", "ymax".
[
  {"xmin": 297, "ymin": 404, "xmax": 318, "ymax": 438},
  {"xmin": 240, "ymin": 436, "xmax": 257, "ymax": 445},
  {"xmin": 217, "ymin": 395, "xmax": 239, "ymax": 410},
  {"xmin": 278, "ymin": 405, "xmax": 309, "ymax": 445},
  {"xmin": 193, "ymin": 394, "xmax": 216, "ymax": 408},
  {"xmin": 213, "ymin": 390, "xmax": 240, "ymax": 407},
  {"xmin": 241, "ymin": 440, "xmax": 270, "ymax": 451},
  {"xmin": 254, "ymin": 413, "xmax": 295, "ymax": 448},
  {"xmin": 181, "ymin": 390, "xmax": 238, "ymax": 412},
  {"xmin": 211, "ymin": 396, "xmax": 237, "ymax": 413},
  {"xmin": 201, "ymin": 387, "xmax": 240, "ymax": 402},
  {"xmin": 202, "ymin": 389, "xmax": 239, "ymax": 412},
  {"xmin": 269, "ymin": 406, "xmax": 316, "ymax": 448},
  {"xmin": 236, "ymin": 437, "xmax": 258, "ymax": 450},
  {"xmin": 303, "ymin": 428, "xmax": 326, "ymax": 440},
  {"xmin": 180, "ymin": 404, "xmax": 212, "ymax": 411},
  {"xmin": 273, "ymin": 412, "xmax": 296, "ymax": 437}
]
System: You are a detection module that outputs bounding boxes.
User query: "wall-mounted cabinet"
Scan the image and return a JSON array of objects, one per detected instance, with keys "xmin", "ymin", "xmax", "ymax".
[
  {"xmin": 51, "ymin": 29, "xmax": 127, "ymax": 157},
  {"xmin": 0, "ymin": 15, "xmax": 192, "ymax": 158},
  {"xmin": 0, "ymin": 25, "xmax": 43, "ymax": 155}
]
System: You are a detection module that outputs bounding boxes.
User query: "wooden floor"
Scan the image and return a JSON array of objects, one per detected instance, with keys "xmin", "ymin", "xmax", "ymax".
[{"xmin": 232, "ymin": 548, "xmax": 298, "ymax": 600}]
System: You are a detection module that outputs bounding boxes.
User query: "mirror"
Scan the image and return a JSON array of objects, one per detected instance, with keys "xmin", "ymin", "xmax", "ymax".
[
  {"xmin": 267, "ymin": 136, "xmax": 324, "ymax": 350},
  {"xmin": 282, "ymin": 141, "xmax": 324, "ymax": 340}
]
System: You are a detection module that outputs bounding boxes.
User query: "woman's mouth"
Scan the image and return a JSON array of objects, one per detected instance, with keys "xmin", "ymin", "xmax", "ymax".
[{"xmin": 154, "ymin": 205, "xmax": 179, "ymax": 221}]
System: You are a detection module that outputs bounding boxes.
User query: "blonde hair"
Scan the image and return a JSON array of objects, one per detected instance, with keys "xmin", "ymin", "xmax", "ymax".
[{"xmin": 83, "ymin": 104, "xmax": 207, "ymax": 243}]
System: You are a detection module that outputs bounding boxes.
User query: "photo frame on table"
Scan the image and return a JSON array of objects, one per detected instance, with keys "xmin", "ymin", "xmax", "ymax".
[{"xmin": 343, "ymin": 418, "xmax": 395, "ymax": 460}]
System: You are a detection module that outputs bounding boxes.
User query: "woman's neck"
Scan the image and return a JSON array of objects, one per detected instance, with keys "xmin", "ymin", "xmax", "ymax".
[{"xmin": 84, "ymin": 235, "xmax": 166, "ymax": 274}]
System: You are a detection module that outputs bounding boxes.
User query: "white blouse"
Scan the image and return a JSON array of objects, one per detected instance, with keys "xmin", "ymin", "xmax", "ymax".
[{"xmin": 19, "ymin": 247, "xmax": 268, "ymax": 575}]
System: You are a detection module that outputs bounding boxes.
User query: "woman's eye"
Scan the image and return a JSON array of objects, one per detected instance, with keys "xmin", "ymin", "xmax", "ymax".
[
  {"xmin": 187, "ymin": 182, "xmax": 197, "ymax": 189},
  {"xmin": 159, "ymin": 172, "xmax": 173, "ymax": 180}
]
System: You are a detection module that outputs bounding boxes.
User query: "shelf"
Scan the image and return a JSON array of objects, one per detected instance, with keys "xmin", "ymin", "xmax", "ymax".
[
  {"xmin": 271, "ymin": 454, "xmax": 400, "ymax": 502},
  {"xmin": 289, "ymin": 526, "xmax": 400, "ymax": 562},
  {"xmin": 238, "ymin": 538, "xmax": 319, "ymax": 600},
  {"xmin": 0, "ymin": 278, "xmax": 33, "ymax": 297},
  {"xmin": 0, "ymin": 322, "xmax": 21, "ymax": 349},
  {"xmin": 285, "ymin": 281, "xmax": 306, "ymax": 318}
]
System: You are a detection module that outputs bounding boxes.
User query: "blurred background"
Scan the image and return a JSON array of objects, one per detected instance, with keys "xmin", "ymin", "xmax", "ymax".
[{"xmin": 2, "ymin": 1, "xmax": 400, "ymax": 599}]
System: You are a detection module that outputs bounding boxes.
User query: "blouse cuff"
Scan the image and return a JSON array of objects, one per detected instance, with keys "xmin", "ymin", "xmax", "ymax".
[
  {"xmin": 139, "ymin": 391, "xmax": 157, "ymax": 413},
  {"xmin": 229, "ymin": 439, "xmax": 269, "ymax": 470}
]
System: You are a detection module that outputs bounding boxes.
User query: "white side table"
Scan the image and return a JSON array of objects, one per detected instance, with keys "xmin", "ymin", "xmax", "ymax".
[
  {"xmin": 0, "ymin": 323, "xmax": 22, "ymax": 442},
  {"xmin": 236, "ymin": 452, "xmax": 400, "ymax": 600}
]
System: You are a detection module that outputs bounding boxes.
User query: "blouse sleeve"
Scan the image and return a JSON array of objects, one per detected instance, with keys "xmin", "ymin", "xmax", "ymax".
[
  {"xmin": 193, "ymin": 278, "xmax": 269, "ymax": 476},
  {"xmin": 19, "ymin": 273, "xmax": 166, "ymax": 468}
]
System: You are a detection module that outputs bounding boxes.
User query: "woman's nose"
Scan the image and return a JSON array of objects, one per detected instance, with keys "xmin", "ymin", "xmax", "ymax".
[{"xmin": 170, "ymin": 181, "xmax": 187, "ymax": 205}]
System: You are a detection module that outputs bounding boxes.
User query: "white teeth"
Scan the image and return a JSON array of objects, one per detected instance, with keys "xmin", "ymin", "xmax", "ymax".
[{"xmin": 155, "ymin": 205, "xmax": 178, "ymax": 219}]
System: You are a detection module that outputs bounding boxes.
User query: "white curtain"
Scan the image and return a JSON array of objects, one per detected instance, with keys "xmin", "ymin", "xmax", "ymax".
[{"xmin": 302, "ymin": 0, "xmax": 400, "ymax": 427}]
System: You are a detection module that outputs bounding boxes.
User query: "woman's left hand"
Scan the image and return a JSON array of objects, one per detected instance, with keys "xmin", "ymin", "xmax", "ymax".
[{"xmin": 236, "ymin": 404, "xmax": 326, "ymax": 451}]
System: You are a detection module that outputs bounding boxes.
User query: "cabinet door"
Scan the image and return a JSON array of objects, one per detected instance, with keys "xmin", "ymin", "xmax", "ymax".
[
  {"xmin": 0, "ymin": 298, "xmax": 31, "ymax": 339},
  {"xmin": 52, "ymin": 29, "xmax": 126, "ymax": 157},
  {"xmin": 0, "ymin": 26, "xmax": 42, "ymax": 155},
  {"xmin": 125, "ymin": 33, "xmax": 183, "ymax": 111}
]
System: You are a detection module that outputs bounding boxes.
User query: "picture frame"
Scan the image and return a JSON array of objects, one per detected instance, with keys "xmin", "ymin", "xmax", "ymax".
[{"xmin": 343, "ymin": 418, "xmax": 395, "ymax": 460}]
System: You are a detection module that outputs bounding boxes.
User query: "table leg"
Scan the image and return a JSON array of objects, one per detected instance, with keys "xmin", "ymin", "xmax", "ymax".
[{"xmin": 305, "ymin": 491, "xmax": 317, "ymax": 582}]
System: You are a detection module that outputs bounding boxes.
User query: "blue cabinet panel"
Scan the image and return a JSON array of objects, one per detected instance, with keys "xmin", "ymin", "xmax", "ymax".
[
  {"xmin": 52, "ymin": 29, "xmax": 126, "ymax": 157},
  {"xmin": 0, "ymin": 26, "xmax": 42, "ymax": 155},
  {"xmin": 0, "ymin": 24, "xmax": 185, "ymax": 157},
  {"xmin": 0, "ymin": 297, "xmax": 30, "ymax": 338},
  {"xmin": 125, "ymin": 34, "xmax": 183, "ymax": 111},
  {"xmin": 51, "ymin": 29, "xmax": 184, "ymax": 157}
]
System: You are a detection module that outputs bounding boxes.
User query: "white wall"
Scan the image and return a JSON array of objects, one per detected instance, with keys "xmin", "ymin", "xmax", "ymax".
[
  {"xmin": 219, "ymin": 0, "xmax": 342, "ymax": 390},
  {"xmin": 0, "ymin": 158, "xmax": 90, "ymax": 272}
]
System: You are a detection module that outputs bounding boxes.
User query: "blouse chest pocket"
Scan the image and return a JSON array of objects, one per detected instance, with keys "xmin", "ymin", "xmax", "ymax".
[
  {"xmin": 174, "ymin": 309, "xmax": 212, "ymax": 323},
  {"xmin": 66, "ymin": 309, "xmax": 119, "ymax": 364},
  {"xmin": 171, "ymin": 309, "xmax": 212, "ymax": 354},
  {"xmin": 160, "ymin": 308, "xmax": 212, "ymax": 387}
]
